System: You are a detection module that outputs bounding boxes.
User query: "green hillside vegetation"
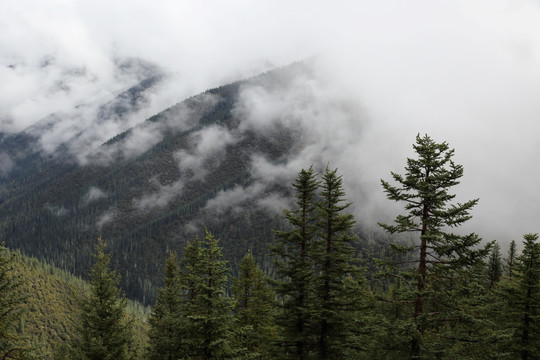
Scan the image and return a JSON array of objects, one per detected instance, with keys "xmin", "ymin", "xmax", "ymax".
[{"xmin": 6, "ymin": 247, "xmax": 149, "ymax": 359}]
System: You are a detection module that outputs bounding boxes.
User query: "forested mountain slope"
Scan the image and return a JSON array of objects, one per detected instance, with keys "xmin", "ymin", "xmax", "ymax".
[
  {"xmin": 10, "ymin": 249, "xmax": 149, "ymax": 359},
  {"xmin": 0, "ymin": 61, "xmax": 377, "ymax": 304}
]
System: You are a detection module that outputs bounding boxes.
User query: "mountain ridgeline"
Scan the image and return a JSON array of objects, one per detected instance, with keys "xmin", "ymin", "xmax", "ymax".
[{"xmin": 0, "ymin": 62, "xmax": 373, "ymax": 304}]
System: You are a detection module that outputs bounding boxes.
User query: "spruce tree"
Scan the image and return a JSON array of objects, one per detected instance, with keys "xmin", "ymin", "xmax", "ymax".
[
  {"xmin": 147, "ymin": 252, "xmax": 183, "ymax": 360},
  {"xmin": 232, "ymin": 251, "xmax": 276, "ymax": 359},
  {"xmin": 487, "ymin": 242, "xmax": 503, "ymax": 288},
  {"xmin": 0, "ymin": 243, "xmax": 32, "ymax": 360},
  {"xmin": 379, "ymin": 134, "xmax": 489, "ymax": 358},
  {"xmin": 501, "ymin": 233, "xmax": 540, "ymax": 359},
  {"xmin": 74, "ymin": 237, "xmax": 133, "ymax": 360},
  {"xmin": 270, "ymin": 166, "xmax": 319, "ymax": 359},
  {"xmin": 312, "ymin": 167, "xmax": 371, "ymax": 359},
  {"xmin": 181, "ymin": 229, "xmax": 240, "ymax": 359},
  {"xmin": 507, "ymin": 240, "xmax": 518, "ymax": 278}
]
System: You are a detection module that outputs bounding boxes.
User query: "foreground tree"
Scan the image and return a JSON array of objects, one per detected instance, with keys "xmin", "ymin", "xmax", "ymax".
[
  {"xmin": 0, "ymin": 243, "xmax": 32, "ymax": 360},
  {"xmin": 270, "ymin": 166, "xmax": 319, "ymax": 359},
  {"xmin": 74, "ymin": 237, "xmax": 133, "ymax": 360},
  {"xmin": 506, "ymin": 240, "xmax": 518, "ymax": 278},
  {"xmin": 181, "ymin": 229, "xmax": 242, "ymax": 359},
  {"xmin": 147, "ymin": 252, "xmax": 183, "ymax": 360},
  {"xmin": 487, "ymin": 242, "xmax": 503, "ymax": 288},
  {"xmin": 232, "ymin": 251, "xmax": 276, "ymax": 359},
  {"xmin": 379, "ymin": 134, "xmax": 489, "ymax": 358},
  {"xmin": 313, "ymin": 167, "xmax": 372, "ymax": 359},
  {"xmin": 501, "ymin": 233, "xmax": 540, "ymax": 359}
]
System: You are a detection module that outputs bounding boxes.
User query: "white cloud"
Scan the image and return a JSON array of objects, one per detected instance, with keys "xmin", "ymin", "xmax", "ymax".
[
  {"xmin": 97, "ymin": 207, "xmax": 117, "ymax": 228},
  {"xmin": 83, "ymin": 186, "xmax": 107, "ymax": 205},
  {"xmin": 2, "ymin": 0, "xmax": 540, "ymax": 243},
  {"xmin": 133, "ymin": 178, "xmax": 184, "ymax": 212},
  {"xmin": 175, "ymin": 125, "xmax": 238, "ymax": 180},
  {"xmin": 0, "ymin": 152, "xmax": 14, "ymax": 177}
]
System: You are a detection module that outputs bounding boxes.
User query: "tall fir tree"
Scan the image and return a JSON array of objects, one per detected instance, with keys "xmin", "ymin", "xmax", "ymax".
[
  {"xmin": 181, "ymin": 229, "xmax": 242, "ymax": 359},
  {"xmin": 74, "ymin": 237, "xmax": 133, "ymax": 360},
  {"xmin": 506, "ymin": 240, "xmax": 518, "ymax": 278},
  {"xmin": 232, "ymin": 251, "xmax": 276, "ymax": 359},
  {"xmin": 147, "ymin": 251, "xmax": 183, "ymax": 360},
  {"xmin": 312, "ymin": 166, "xmax": 372, "ymax": 359},
  {"xmin": 270, "ymin": 166, "xmax": 319, "ymax": 359},
  {"xmin": 0, "ymin": 243, "xmax": 32, "ymax": 360},
  {"xmin": 379, "ymin": 134, "xmax": 489, "ymax": 358},
  {"xmin": 500, "ymin": 233, "xmax": 540, "ymax": 359},
  {"xmin": 487, "ymin": 242, "xmax": 503, "ymax": 288}
]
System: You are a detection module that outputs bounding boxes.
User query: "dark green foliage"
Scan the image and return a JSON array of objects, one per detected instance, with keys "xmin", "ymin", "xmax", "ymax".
[
  {"xmin": 73, "ymin": 237, "xmax": 134, "ymax": 360},
  {"xmin": 181, "ymin": 229, "xmax": 242, "ymax": 359},
  {"xmin": 500, "ymin": 234, "xmax": 540, "ymax": 359},
  {"xmin": 0, "ymin": 243, "xmax": 32, "ymax": 359},
  {"xmin": 270, "ymin": 166, "xmax": 319, "ymax": 359},
  {"xmin": 232, "ymin": 251, "xmax": 276, "ymax": 358},
  {"xmin": 488, "ymin": 242, "xmax": 503, "ymax": 287},
  {"xmin": 506, "ymin": 240, "xmax": 517, "ymax": 277},
  {"xmin": 312, "ymin": 167, "xmax": 371, "ymax": 359},
  {"xmin": 378, "ymin": 134, "xmax": 490, "ymax": 358},
  {"xmin": 146, "ymin": 252, "xmax": 183, "ymax": 360},
  {"xmin": 270, "ymin": 166, "xmax": 374, "ymax": 359}
]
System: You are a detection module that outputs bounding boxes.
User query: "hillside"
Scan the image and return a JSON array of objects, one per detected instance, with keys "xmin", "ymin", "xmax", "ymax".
[
  {"xmin": 0, "ymin": 61, "xmax": 368, "ymax": 304},
  {"xmin": 10, "ymin": 249, "xmax": 149, "ymax": 359}
]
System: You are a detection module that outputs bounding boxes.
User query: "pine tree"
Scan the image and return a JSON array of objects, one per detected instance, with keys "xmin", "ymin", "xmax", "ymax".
[
  {"xmin": 487, "ymin": 242, "xmax": 503, "ymax": 288},
  {"xmin": 501, "ymin": 233, "xmax": 540, "ymax": 359},
  {"xmin": 312, "ymin": 167, "xmax": 372, "ymax": 359},
  {"xmin": 0, "ymin": 243, "xmax": 32, "ymax": 360},
  {"xmin": 181, "ymin": 229, "xmax": 241, "ymax": 359},
  {"xmin": 270, "ymin": 166, "xmax": 319, "ymax": 359},
  {"xmin": 379, "ymin": 134, "xmax": 489, "ymax": 358},
  {"xmin": 74, "ymin": 237, "xmax": 133, "ymax": 360},
  {"xmin": 507, "ymin": 240, "xmax": 518, "ymax": 278},
  {"xmin": 232, "ymin": 251, "xmax": 276, "ymax": 359},
  {"xmin": 147, "ymin": 252, "xmax": 183, "ymax": 360}
]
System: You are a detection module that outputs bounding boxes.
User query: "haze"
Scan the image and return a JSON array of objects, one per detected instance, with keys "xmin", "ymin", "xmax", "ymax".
[{"xmin": 2, "ymin": 0, "xmax": 540, "ymax": 245}]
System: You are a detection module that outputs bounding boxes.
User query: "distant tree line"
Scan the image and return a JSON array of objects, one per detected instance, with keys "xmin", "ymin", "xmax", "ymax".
[{"xmin": 2, "ymin": 134, "xmax": 540, "ymax": 359}]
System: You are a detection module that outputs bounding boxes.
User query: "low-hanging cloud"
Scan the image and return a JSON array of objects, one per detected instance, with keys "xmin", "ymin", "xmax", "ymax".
[
  {"xmin": 0, "ymin": 152, "xmax": 14, "ymax": 177},
  {"xmin": 2, "ymin": 0, "xmax": 540, "ymax": 244},
  {"xmin": 175, "ymin": 124, "xmax": 238, "ymax": 180},
  {"xmin": 83, "ymin": 186, "xmax": 107, "ymax": 205},
  {"xmin": 133, "ymin": 177, "xmax": 184, "ymax": 212}
]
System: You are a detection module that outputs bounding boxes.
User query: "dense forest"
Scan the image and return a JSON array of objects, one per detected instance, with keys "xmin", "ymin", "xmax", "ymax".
[
  {"xmin": 0, "ymin": 62, "xmax": 321, "ymax": 305},
  {"xmin": 2, "ymin": 134, "xmax": 539, "ymax": 359}
]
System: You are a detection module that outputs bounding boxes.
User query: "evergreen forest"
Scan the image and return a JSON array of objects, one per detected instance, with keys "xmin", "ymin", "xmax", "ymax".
[{"xmin": 2, "ymin": 134, "xmax": 540, "ymax": 359}]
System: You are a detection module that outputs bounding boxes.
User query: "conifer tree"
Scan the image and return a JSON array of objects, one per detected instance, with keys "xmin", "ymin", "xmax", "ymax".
[
  {"xmin": 180, "ymin": 237, "xmax": 203, "ymax": 305},
  {"xmin": 74, "ymin": 237, "xmax": 133, "ymax": 360},
  {"xmin": 147, "ymin": 252, "xmax": 183, "ymax": 360},
  {"xmin": 0, "ymin": 243, "xmax": 32, "ymax": 360},
  {"xmin": 270, "ymin": 166, "xmax": 319, "ymax": 359},
  {"xmin": 312, "ymin": 167, "xmax": 371, "ymax": 359},
  {"xmin": 232, "ymin": 251, "xmax": 276, "ymax": 359},
  {"xmin": 379, "ymin": 134, "xmax": 489, "ymax": 358},
  {"xmin": 507, "ymin": 240, "xmax": 518, "ymax": 278},
  {"xmin": 181, "ymin": 229, "xmax": 241, "ymax": 359},
  {"xmin": 487, "ymin": 242, "xmax": 503, "ymax": 288},
  {"xmin": 501, "ymin": 233, "xmax": 540, "ymax": 359}
]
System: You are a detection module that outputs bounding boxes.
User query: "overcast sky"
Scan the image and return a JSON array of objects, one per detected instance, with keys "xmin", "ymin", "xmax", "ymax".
[{"xmin": 2, "ymin": 0, "xmax": 540, "ymax": 244}]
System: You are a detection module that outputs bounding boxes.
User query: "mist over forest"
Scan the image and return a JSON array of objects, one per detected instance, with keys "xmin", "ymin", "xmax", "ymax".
[{"xmin": 2, "ymin": 1, "xmax": 540, "ymax": 245}]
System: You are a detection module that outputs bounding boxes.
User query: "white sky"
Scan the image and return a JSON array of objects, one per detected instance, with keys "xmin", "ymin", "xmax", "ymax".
[{"xmin": 2, "ymin": 0, "xmax": 540, "ymax": 245}]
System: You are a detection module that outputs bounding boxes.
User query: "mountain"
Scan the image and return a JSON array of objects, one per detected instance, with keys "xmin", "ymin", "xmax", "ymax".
[
  {"xmin": 0, "ymin": 61, "xmax": 381, "ymax": 304},
  {"xmin": 10, "ymin": 249, "xmax": 149, "ymax": 359}
]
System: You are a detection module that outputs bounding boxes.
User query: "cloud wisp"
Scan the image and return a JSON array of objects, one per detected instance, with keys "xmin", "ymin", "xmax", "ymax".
[{"xmin": 2, "ymin": 0, "xmax": 540, "ymax": 243}]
